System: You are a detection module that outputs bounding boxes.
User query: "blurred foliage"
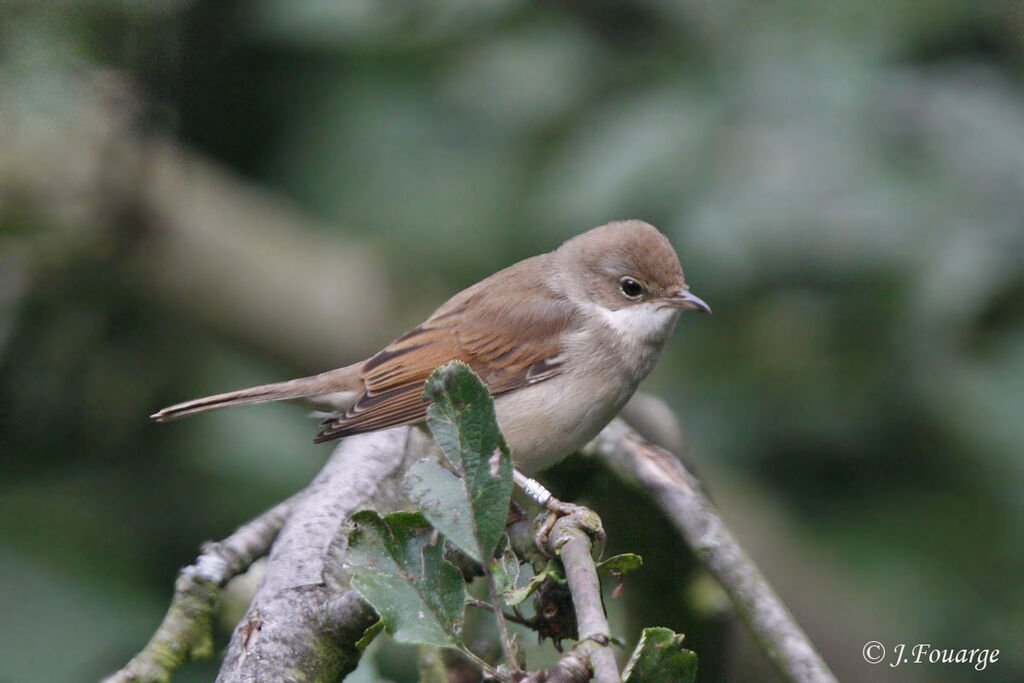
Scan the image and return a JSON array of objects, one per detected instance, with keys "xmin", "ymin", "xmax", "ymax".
[{"xmin": 2, "ymin": 0, "xmax": 1023, "ymax": 681}]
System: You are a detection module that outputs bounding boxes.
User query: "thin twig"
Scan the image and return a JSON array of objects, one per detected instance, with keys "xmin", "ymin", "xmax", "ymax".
[
  {"xmin": 587, "ymin": 418, "xmax": 839, "ymax": 683},
  {"xmin": 547, "ymin": 511, "xmax": 620, "ymax": 683},
  {"xmin": 104, "ymin": 497, "xmax": 294, "ymax": 682},
  {"xmin": 487, "ymin": 569, "xmax": 521, "ymax": 677}
]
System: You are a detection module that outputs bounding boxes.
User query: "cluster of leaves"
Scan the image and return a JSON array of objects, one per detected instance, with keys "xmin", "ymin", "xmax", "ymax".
[{"xmin": 344, "ymin": 362, "xmax": 696, "ymax": 681}]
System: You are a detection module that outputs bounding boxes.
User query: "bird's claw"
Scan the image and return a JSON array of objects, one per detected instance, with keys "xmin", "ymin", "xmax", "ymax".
[{"xmin": 534, "ymin": 499, "xmax": 606, "ymax": 558}]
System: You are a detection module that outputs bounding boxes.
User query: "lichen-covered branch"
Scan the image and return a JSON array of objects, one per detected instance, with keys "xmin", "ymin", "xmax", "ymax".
[
  {"xmin": 587, "ymin": 417, "xmax": 838, "ymax": 683},
  {"xmin": 106, "ymin": 427, "xmax": 430, "ymax": 683},
  {"xmin": 216, "ymin": 426, "xmax": 428, "ymax": 682},
  {"xmin": 104, "ymin": 497, "xmax": 294, "ymax": 683}
]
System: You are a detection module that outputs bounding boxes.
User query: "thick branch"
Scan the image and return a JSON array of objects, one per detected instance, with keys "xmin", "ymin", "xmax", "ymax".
[
  {"xmin": 104, "ymin": 497, "xmax": 294, "ymax": 683},
  {"xmin": 216, "ymin": 426, "xmax": 429, "ymax": 682},
  {"xmin": 108, "ymin": 427, "xmax": 436, "ymax": 683},
  {"xmin": 587, "ymin": 418, "xmax": 838, "ymax": 683}
]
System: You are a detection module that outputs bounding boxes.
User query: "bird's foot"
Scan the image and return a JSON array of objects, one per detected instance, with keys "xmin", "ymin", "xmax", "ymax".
[
  {"xmin": 511, "ymin": 470, "xmax": 605, "ymax": 558},
  {"xmin": 535, "ymin": 499, "xmax": 606, "ymax": 559}
]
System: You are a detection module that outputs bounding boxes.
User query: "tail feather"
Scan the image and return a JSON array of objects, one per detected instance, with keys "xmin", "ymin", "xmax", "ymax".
[{"xmin": 151, "ymin": 367, "xmax": 360, "ymax": 422}]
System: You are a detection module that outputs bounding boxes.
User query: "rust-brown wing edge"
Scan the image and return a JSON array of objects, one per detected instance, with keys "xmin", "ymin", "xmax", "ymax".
[{"xmin": 314, "ymin": 262, "xmax": 574, "ymax": 443}]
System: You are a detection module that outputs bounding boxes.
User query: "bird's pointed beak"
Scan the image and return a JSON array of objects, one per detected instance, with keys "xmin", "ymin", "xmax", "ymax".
[{"xmin": 663, "ymin": 288, "xmax": 712, "ymax": 314}]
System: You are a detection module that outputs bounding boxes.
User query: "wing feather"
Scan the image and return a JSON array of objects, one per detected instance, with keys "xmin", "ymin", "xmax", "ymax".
[{"xmin": 315, "ymin": 262, "xmax": 575, "ymax": 443}]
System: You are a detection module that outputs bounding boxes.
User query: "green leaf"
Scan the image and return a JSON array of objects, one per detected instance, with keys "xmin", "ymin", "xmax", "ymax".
[
  {"xmin": 345, "ymin": 510, "xmax": 466, "ymax": 649},
  {"xmin": 406, "ymin": 460, "xmax": 479, "ymax": 562},
  {"xmin": 489, "ymin": 547, "xmax": 521, "ymax": 597},
  {"xmin": 408, "ymin": 361, "xmax": 514, "ymax": 563},
  {"xmin": 596, "ymin": 553, "xmax": 644, "ymax": 577},
  {"xmin": 622, "ymin": 627, "xmax": 697, "ymax": 683},
  {"xmin": 503, "ymin": 561, "xmax": 564, "ymax": 607},
  {"xmin": 355, "ymin": 619, "xmax": 384, "ymax": 650}
]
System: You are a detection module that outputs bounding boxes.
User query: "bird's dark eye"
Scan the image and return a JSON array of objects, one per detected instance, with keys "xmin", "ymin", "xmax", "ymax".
[{"xmin": 619, "ymin": 277, "xmax": 644, "ymax": 299}]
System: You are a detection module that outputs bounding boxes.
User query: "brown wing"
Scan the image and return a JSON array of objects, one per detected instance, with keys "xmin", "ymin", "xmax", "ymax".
[{"xmin": 314, "ymin": 260, "xmax": 574, "ymax": 443}]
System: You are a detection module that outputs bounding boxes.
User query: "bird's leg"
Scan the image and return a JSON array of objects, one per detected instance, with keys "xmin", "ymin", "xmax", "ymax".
[
  {"xmin": 513, "ymin": 470, "xmax": 554, "ymax": 506},
  {"xmin": 512, "ymin": 471, "xmax": 605, "ymax": 558}
]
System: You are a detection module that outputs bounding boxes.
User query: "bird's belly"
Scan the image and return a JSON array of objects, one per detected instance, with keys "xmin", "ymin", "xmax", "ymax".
[{"xmin": 492, "ymin": 373, "xmax": 636, "ymax": 475}]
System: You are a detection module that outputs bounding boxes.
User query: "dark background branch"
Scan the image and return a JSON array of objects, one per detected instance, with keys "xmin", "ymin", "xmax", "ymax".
[{"xmin": 588, "ymin": 418, "xmax": 838, "ymax": 683}]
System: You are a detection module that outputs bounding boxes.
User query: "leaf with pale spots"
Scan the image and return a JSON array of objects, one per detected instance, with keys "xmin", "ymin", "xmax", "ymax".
[
  {"xmin": 406, "ymin": 362, "xmax": 514, "ymax": 563},
  {"xmin": 345, "ymin": 510, "xmax": 466, "ymax": 649}
]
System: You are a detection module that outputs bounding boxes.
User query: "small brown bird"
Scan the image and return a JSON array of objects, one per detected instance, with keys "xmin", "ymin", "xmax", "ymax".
[{"xmin": 152, "ymin": 220, "xmax": 709, "ymax": 473}]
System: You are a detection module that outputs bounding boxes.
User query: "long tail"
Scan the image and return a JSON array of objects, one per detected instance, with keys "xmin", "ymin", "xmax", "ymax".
[{"xmin": 150, "ymin": 366, "xmax": 360, "ymax": 422}]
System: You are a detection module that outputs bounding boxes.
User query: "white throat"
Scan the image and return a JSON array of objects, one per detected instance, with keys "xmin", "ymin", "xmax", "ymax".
[{"xmin": 587, "ymin": 302, "xmax": 681, "ymax": 346}]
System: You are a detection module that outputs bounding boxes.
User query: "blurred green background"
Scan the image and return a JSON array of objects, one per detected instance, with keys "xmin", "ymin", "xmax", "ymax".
[{"xmin": 2, "ymin": 1, "xmax": 1023, "ymax": 681}]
